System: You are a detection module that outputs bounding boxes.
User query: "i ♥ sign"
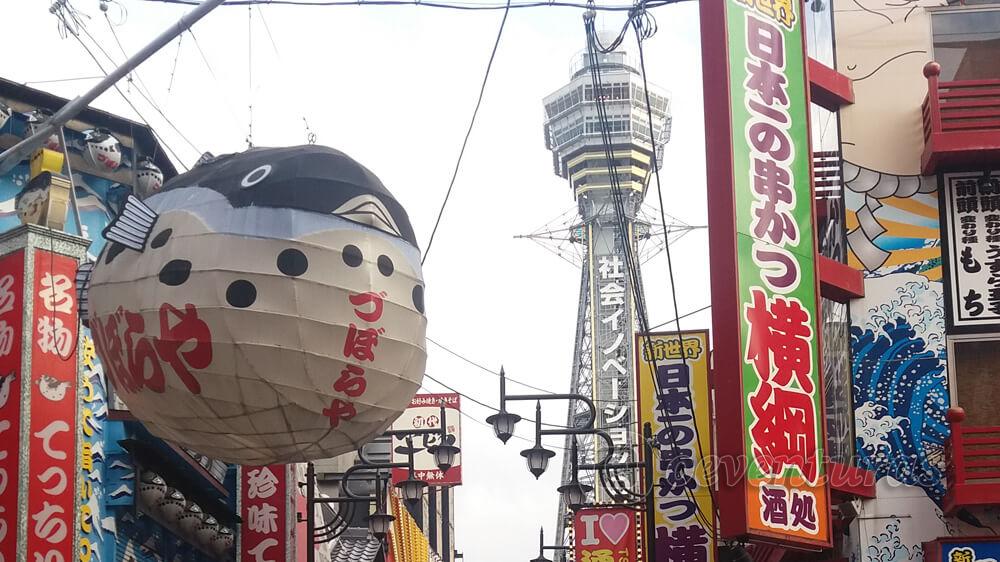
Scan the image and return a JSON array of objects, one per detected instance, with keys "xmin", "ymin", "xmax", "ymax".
[{"xmin": 574, "ymin": 507, "xmax": 637, "ymax": 561}]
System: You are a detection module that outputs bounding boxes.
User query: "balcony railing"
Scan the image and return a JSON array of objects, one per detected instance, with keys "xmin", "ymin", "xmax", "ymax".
[
  {"xmin": 921, "ymin": 62, "xmax": 1000, "ymax": 175},
  {"xmin": 943, "ymin": 406, "xmax": 1000, "ymax": 514}
]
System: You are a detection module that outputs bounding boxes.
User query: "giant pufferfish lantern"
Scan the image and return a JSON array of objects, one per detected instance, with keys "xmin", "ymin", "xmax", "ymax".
[{"xmin": 78, "ymin": 145, "xmax": 427, "ymax": 465}]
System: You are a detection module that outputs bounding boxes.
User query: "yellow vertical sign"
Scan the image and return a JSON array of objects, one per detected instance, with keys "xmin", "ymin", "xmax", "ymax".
[{"xmin": 635, "ymin": 330, "xmax": 715, "ymax": 561}]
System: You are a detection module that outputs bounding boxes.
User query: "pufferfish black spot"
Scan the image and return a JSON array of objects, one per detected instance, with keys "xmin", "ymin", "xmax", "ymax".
[
  {"xmin": 342, "ymin": 245, "xmax": 363, "ymax": 268},
  {"xmin": 150, "ymin": 229, "xmax": 173, "ymax": 249},
  {"xmin": 277, "ymin": 249, "xmax": 308, "ymax": 277},
  {"xmin": 412, "ymin": 285, "xmax": 425, "ymax": 314},
  {"xmin": 105, "ymin": 243, "xmax": 126, "ymax": 265},
  {"xmin": 159, "ymin": 259, "xmax": 192, "ymax": 286},
  {"xmin": 226, "ymin": 280, "xmax": 257, "ymax": 308},
  {"xmin": 377, "ymin": 255, "xmax": 394, "ymax": 277}
]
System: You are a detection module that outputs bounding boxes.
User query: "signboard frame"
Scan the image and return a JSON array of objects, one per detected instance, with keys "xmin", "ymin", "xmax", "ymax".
[
  {"xmin": 700, "ymin": 0, "xmax": 832, "ymax": 547},
  {"xmin": 574, "ymin": 506, "xmax": 639, "ymax": 562},
  {"xmin": 391, "ymin": 393, "xmax": 462, "ymax": 487}
]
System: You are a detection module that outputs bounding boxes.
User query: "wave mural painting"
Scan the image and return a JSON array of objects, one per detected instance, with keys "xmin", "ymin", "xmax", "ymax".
[{"xmin": 850, "ymin": 274, "xmax": 949, "ymax": 502}]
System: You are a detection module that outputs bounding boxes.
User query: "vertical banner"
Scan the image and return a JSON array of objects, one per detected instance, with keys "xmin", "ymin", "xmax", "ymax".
[
  {"xmin": 28, "ymin": 250, "xmax": 79, "ymax": 562},
  {"xmin": 241, "ymin": 465, "xmax": 288, "ymax": 562},
  {"xmin": 700, "ymin": 0, "xmax": 831, "ymax": 547},
  {"xmin": 574, "ymin": 507, "xmax": 638, "ymax": 562},
  {"xmin": 636, "ymin": 331, "xmax": 714, "ymax": 561},
  {"xmin": 79, "ymin": 335, "xmax": 108, "ymax": 562},
  {"xmin": 940, "ymin": 172, "xmax": 1000, "ymax": 333},
  {"xmin": 0, "ymin": 250, "xmax": 24, "ymax": 562},
  {"xmin": 391, "ymin": 393, "xmax": 462, "ymax": 486}
]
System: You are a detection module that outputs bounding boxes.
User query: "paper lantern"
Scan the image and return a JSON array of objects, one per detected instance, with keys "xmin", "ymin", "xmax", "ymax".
[
  {"xmin": 195, "ymin": 515, "xmax": 219, "ymax": 547},
  {"xmin": 177, "ymin": 500, "xmax": 205, "ymax": 535},
  {"xmin": 81, "ymin": 145, "xmax": 427, "ymax": 464},
  {"xmin": 82, "ymin": 128, "xmax": 123, "ymax": 171},
  {"xmin": 157, "ymin": 488, "xmax": 186, "ymax": 521},
  {"xmin": 26, "ymin": 109, "xmax": 61, "ymax": 151},
  {"xmin": 0, "ymin": 102, "xmax": 11, "ymax": 132},
  {"xmin": 138, "ymin": 471, "xmax": 167, "ymax": 506},
  {"xmin": 135, "ymin": 157, "xmax": 165, "ymax": 198}
]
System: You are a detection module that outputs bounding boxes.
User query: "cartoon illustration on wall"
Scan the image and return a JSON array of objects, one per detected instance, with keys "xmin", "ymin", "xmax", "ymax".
[{"xmin": 832, "ymin": 0, "xmax": 958, "ymax": 558}]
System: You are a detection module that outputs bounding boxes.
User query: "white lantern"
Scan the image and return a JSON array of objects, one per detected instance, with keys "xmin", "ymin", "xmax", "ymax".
[
  {"xmin": 177, "ymin": 500, "xmax": 204, "ymax": 535},
  {"xmin": 195, "ymin": 515, "xmax": 219, "ymax": 547},
  {"xmin": 26, "ymin": 109, "xmax": 60, "ymax": 151},
  {"xmin": 156, "ymin": 488, "xmax": 186, "ymax": 521},
  {"xmin": 0, "ymin": 102, "xmax": 11, "ymax": 132},
  {"xmin": 135, "ymin": 157, "xmax": 165, "ymax": 198},
  {"xmin": 81, "ymin": 145, "xmax": 427, "ymax": 465},
  {"xmin": 83, "ymin": 128, "xmax": 123, "ymax": 171},
  {"xmin": 210, "ymin": 527, "xmax": 234, "ymax": 556},
  {"xmin": 138, "ymin": 471, "xmax": 167, "ymax": 506}
]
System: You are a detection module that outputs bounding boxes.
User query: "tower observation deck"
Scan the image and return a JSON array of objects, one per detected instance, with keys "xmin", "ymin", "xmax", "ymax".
[{"xmin": 542, "ymin": 37, "xmax": 671, "ymax": 555}]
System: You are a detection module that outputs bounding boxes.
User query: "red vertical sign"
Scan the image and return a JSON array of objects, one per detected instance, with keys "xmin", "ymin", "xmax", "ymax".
[
  {"xmin": 574, "ymin": 507, "xmax": 638, "ymax": 562},
  {"xmin": 0, "ymin": 250, "xmax": 24, "ymax": 562},
  {"xmin": 27, "ymin": 250, "xmax": 79, "ymax": 562},
  {"xmin": 241, "ymin": 465, "xmax": 288, "ymax": 562}
]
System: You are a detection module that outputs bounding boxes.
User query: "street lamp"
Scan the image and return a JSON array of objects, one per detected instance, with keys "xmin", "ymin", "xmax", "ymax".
[
  {"xmin": 530, "ymin": 527, "xmax": 569, "ymax": 562},
  {"xmin": 394, "ymin": 436, "xmax": 429, "ymax": 504},
  {"xmin": 428, "ymin": 441, "xmax": 461, "ymax": 472},
  {"xmin": 556, "ymin": 439, "xmax": 592, "ymax": 508},
  {"xmin": 521, "ymin": 402, "xmax": 557, "ymax": 479},
  {"xmin": 369, "ymin": 474, "xmax": 395, "ymax": 540},
  {"xmin": 486, "ymin": 368, "xmax": 521, "ymax": 443}
]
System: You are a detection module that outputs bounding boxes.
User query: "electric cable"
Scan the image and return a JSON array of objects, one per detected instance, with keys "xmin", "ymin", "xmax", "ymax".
[
  {"xmin": 427, "ymin": 336, "xmax": 561, "ymax": 395},
  {"xmin": 139, "ymin": 0, "xmax": 688, "ymax": 9},
  {"xmin": 421, "ymin": 0, "xmax": 512, "ymax": 265}
]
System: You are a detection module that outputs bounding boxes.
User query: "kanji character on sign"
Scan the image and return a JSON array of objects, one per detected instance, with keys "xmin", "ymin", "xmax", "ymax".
[
  {"xmin": 657, "ymin": 525, "xmax": 709, "ymax": 562},
  {"xmin": 745, "ymin": 60, "xmax": 788, "ymax": 107},
  {"xmin": 36, "ymin": 315, "xmax": 75, "ymax": 357},
  {"xmin": 790, "ymin": 491, "xmax": 818, "ymax": 532},
  {"xmin": 749, "ymin": 382, "xmax": 818, "ymax": 482},
  {"xmin": 343, "ymin": 324, "xmax": 381, "ymax": 362},
  {"xmin": 580, "ymin": 549, "xmax": 614, "ymax": 562},
  {"xmin": 39, "ymin": 273, "xmax": 74, "ymax": 314},
  {"xmin": 246, "ymin": 468, "xmax": 279, "ymax": 499},
  {"xmin": 747, "ymin": 13, "xmax": 784, "ymax": 65},
  {"xmin": 154, "ymin": 303, "xmax": 212, "ymax": 394},
  {"xmin": 599, "ymin": 282, "xmax": 626, "ymax": 307},
  {"xmin": 744, "ymin": 288, "xmax": 814, "ymax": 393},
  {"xmin": 760, "ymin": 485, "xmax": 789, "ymax": 527},
  {"xmin": 248, "ymin": 503, "xmax": 279, "ymax": 533},
  {"xmin": 598, "ymin": 256, "xmax": 625, "ymax": 279},
  {"xmin": 350, "ymin": 291, "xmax": 386, "ymax": 323},
  {"xmin": 247, "ymin": 538, "xmax": 280, "ymax": 562}
]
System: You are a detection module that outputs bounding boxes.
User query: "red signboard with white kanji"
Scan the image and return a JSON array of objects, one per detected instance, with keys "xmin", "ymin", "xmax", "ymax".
[
  {"xmin": 391, "ymin": 393, "xmax": 462, "ymax": 486},
  {"xmin": 241, "ymin": 465, "xmax": 289, "ymax": 562},
  {"xmin": 574, "ymin": 507, "xmax": 638, "ymax": 562},
  {"xmin": 0, "ymin": 250, "xmax": 24, "ymax": 562},
  {"xmin": 27, "ymin": 250, "xmax": 79, "ymax": 562}
]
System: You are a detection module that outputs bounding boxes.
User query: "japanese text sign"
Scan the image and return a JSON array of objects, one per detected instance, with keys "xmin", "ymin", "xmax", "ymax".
[
  {"xmin": 931, "ymin": 540, "xmax": 1000, "ymax": 562},
  {"xmin": 700, "ymin": 0, "xmax": 831, "ymax": 546},
  {"xmin": 941, "ymin": 172, "xmax": 1000, "ymax": 332},
  {"xmin": 636, "ymin": 331, "xmax": 715, "ymax": 562},
  {"xmin": 28, "ymin": 250, "xmax": 80, "ymax": 562},
  {"xmin": 391, "ymin": 393, "xmax": 462, "ymax": 486},
  {"xmin": 0, "ymin": 250, "xmax": 24, "ymax": 562},
  {"xmin": 574, "ymin": 507, "xmax": 638, "ymax": 562},
  {"xmin": 241, "ymin": 465, "xmax": 289, "ymax": 562}
]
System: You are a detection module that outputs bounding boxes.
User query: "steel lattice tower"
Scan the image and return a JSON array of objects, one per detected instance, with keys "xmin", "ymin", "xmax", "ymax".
[{"xmin": 541, "ymin": 39, "xmax": 671, "ymax": 555}]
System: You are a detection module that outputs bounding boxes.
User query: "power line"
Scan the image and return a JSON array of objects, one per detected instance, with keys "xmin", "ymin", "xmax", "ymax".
[
  {"xmin": 23, "ymin": 75, "xmax": 103, "ymax": 86},
  {"xmin": 648, "ymin": 304, "xmax": 711, "ymax": 331},
  {"xmin": 421, "ymin": 0, "xmax": 511, "ymax": 265},
  {"xmin": 427, "ymin": 336, "xmax": 561, "ymax": 395},
  {"xmin": 139, "ymin": 0, "xmax": 687, "ymax": 10}
]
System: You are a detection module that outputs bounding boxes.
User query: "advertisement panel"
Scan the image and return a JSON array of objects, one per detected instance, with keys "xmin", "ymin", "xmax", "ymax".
[
  {"xmin": 391, "ymin": 393, "xmax": 462, "ymax": 486},
  {"xmin": 27, "ymin": 250, "xmax": 79, "ymax": 562},
  {"xmin": 574, "ymin": 506, "xmax": 638, "ymax": 562},
  {"xmin": 701, "ymin": 0, "xmax": 831, "ymax": 546},
  {"xmin": 940, "ymin": 172, "xmax": 1000, "ymax": 333},
  {"xmin": 0, "ymin": 250, "xmax": 24, "ymax": 562},
  {"xmin": 241, "ymin": 464, "xmax": 289, "ymax": 562},
  {"xmin": 636, "ymin": 331, "xmax": 714, "ymax": 561}
]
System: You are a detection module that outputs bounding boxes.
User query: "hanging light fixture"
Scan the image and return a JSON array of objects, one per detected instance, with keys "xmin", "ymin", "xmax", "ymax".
[
  {"xmin": 557, "ymin": 478, "xmax": 591, "ymax": 509},
  {"xmin": 368, "ymin": 509, "xmax": 394, "ymax": 539},
  {"xmin": 394, "ymin": 477, "xmax": 427, "ymax": 504},
  {"xmin": 486, "ymin": 409, "xmax": 521, "ymax": 444},
  {"xmin": 520, "ymin": 402, "xmax": 554, "ymax": 479},
  {"xmin": 428, "ymin": 441, "xmax": 461, "ymax": 472}
]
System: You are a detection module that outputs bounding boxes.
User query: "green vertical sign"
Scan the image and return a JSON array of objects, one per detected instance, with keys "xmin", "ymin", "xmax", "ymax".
[{"xmin": 725, "ymin": 0, "xmax": 831, "ymax": 547}]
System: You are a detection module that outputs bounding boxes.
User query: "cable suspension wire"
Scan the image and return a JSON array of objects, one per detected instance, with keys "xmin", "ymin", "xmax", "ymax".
[
  {"xmin": 583, "ymin": 12, "xmax": 715, "ymax": 533},
  {"xmin": 420, "ymin": 0, "xmax": 512, "ymax": 265},
  {"xmin": 139, "ymin": 0, "xmax": 689, "ymax": 9},
  {"xmin": 23, "ymin": 75, "xmax": 104, "ymax": 86},
  {"xmin": 427, "ymin": 336, "xmax": 561, "ymax": 395}
]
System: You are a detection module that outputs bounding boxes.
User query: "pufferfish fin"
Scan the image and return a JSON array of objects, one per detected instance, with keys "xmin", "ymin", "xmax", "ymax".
[
  {"xmin": 332, "ymin": 194, "xmax": 403, "ymax": 240},
  {"xmin": 102, "ymin": 194, "xmax": 158, "ymax": 251},
  {"xmin": 75, "ymin": 260, "xmax": 94, "ymax": 328}
]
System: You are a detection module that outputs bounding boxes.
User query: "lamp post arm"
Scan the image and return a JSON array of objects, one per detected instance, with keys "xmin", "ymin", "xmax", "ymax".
[
  {"xmin": 340, "ymin": 464, "xmax": 402, "ymax": 499},
  {"xmin": 507, "ymin": 393, "xmax": 597, "ymax": 430}
]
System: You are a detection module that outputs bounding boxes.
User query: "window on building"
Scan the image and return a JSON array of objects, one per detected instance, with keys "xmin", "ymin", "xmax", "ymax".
[
  {"xmin": 951, "ymin": 338, "xmax": 1000, "ymax": 426},
  {"xmin": 932, "ymin": 7, "xmax": 1000, "ymax": 81}
]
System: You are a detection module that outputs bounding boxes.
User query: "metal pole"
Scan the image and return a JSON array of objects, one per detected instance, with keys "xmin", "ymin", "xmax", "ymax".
[
  {"xmin": 0, "ymin": 0, "xmax": 226, "ymax": 174},
  {"xmin": 643, "ymin": 423, "xmax": 656, "ymax": 562},
  {"xmin": 307, "ymin": 462, "xmax": 316, "ymax": 562},
  {"xmin": 56, "ymin": 127, "xmax": 83, "ymax": 237}
]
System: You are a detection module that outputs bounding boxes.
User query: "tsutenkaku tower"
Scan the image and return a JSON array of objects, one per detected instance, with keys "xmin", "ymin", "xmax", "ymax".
[{"xmin": 542, "ymin": 39, "xmax": 671, "ymax": 552}]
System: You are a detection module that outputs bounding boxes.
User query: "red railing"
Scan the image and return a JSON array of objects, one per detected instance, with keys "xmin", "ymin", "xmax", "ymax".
[
  {"xmin": 943, "ymin": 407, "xmax": 1000, "ymax": 514},
  {"xmin": 921, "ymin": 62, "xmax": 1000, "ymax": 174}
]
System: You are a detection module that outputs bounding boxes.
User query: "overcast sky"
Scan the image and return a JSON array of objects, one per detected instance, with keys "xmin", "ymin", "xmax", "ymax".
[{"xmin": 9, "ymin": 1, "xmax": 711, "ymax": 559}]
